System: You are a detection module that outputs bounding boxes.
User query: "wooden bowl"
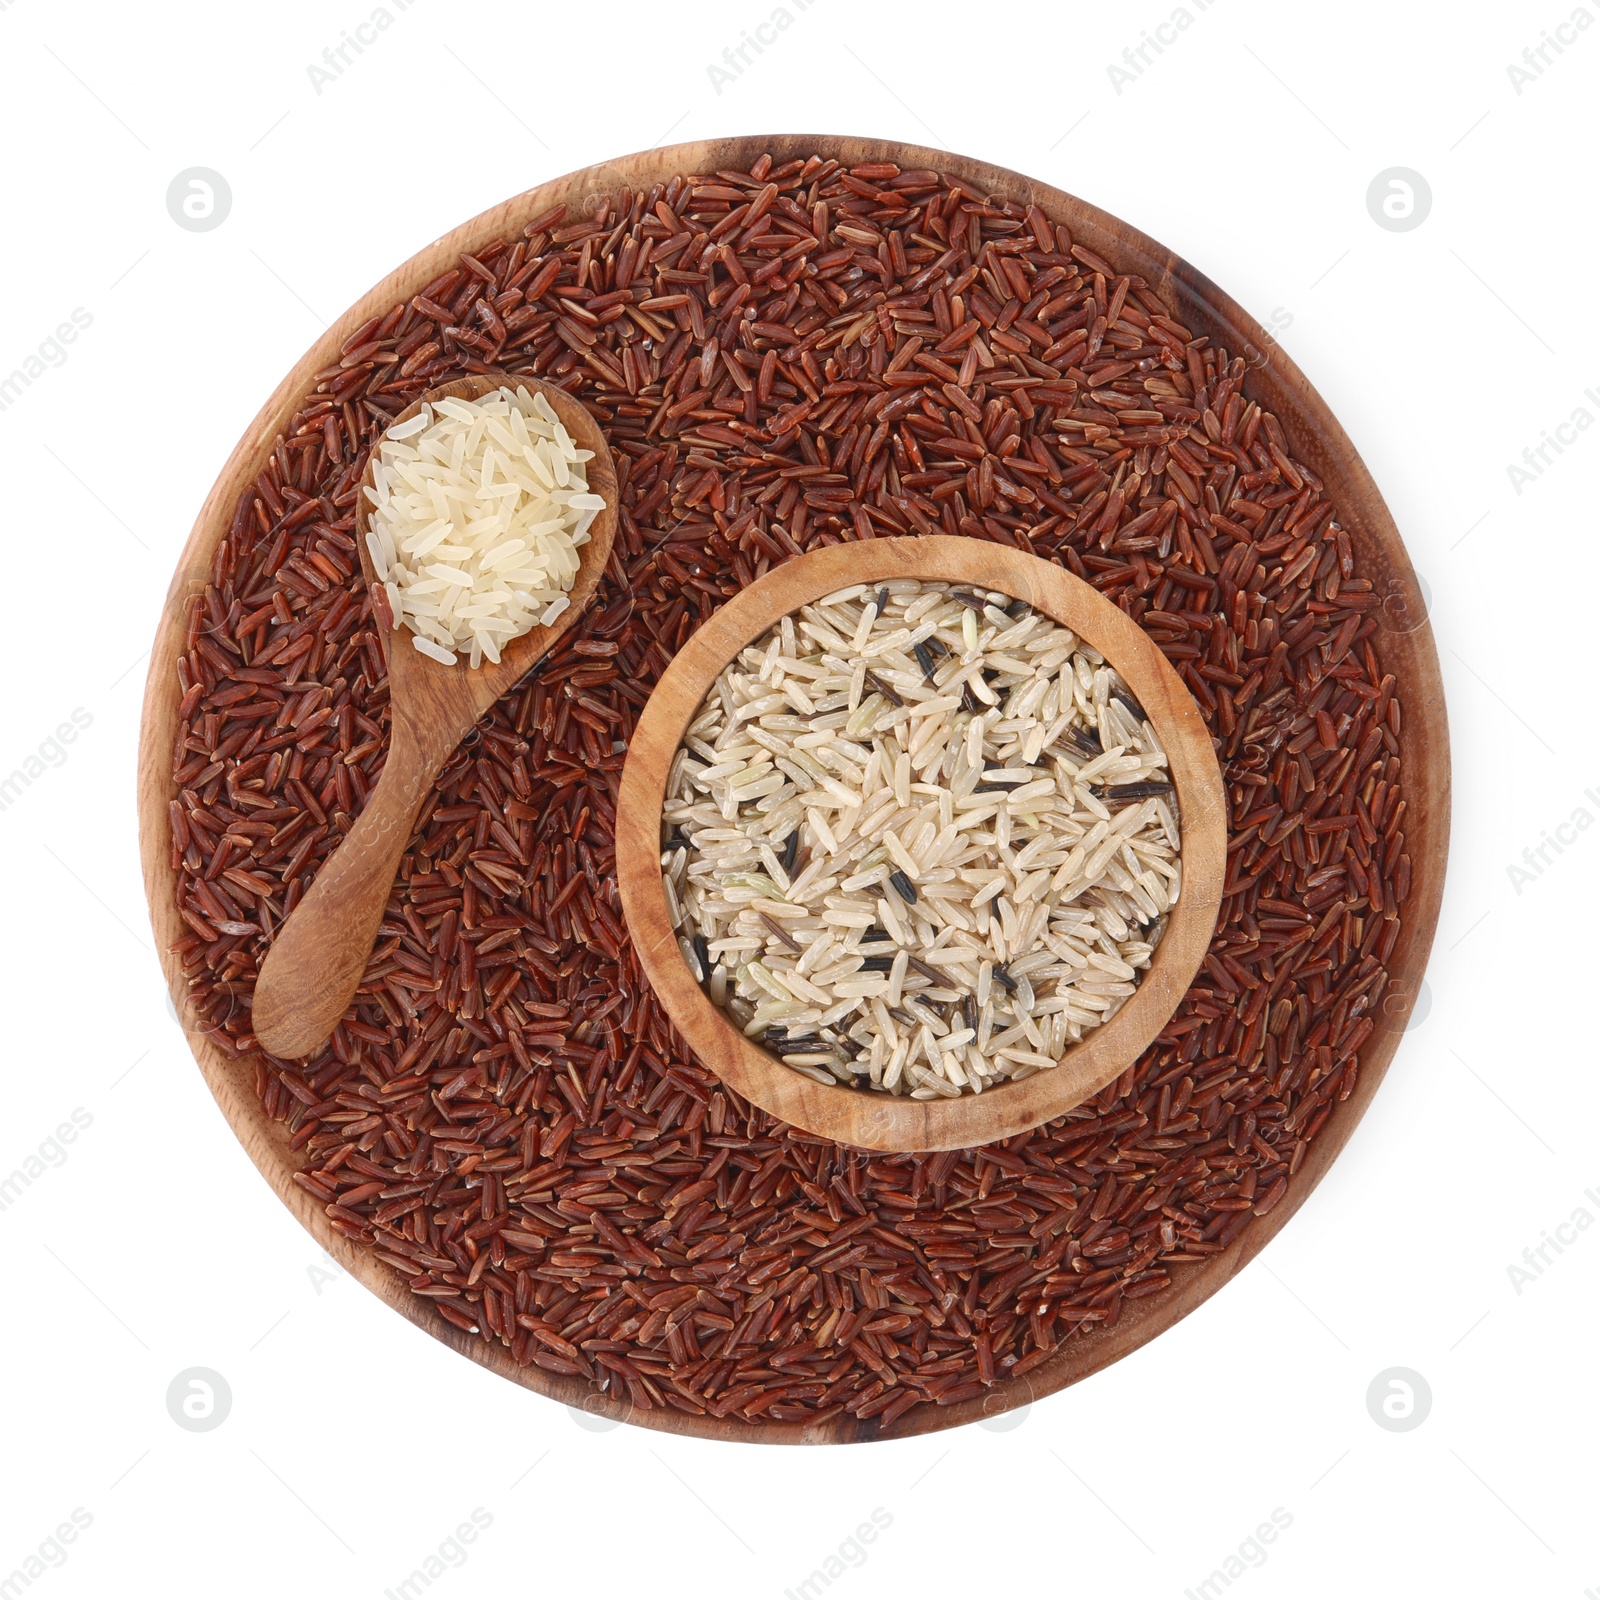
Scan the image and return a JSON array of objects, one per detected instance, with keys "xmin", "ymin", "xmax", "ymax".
[
  {"xmin": 615, "ymin": 536, "xmax": 1227, "ymax": 1152},
  {"xmin": 137, "ymin": 135, "xmax": 1449, "ymax": 1444}
]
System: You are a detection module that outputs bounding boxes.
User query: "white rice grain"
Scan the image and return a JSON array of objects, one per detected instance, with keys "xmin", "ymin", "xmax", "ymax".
[{"xmin": 364, "ymin": 385, "xmax": 604, "ymax": 668}]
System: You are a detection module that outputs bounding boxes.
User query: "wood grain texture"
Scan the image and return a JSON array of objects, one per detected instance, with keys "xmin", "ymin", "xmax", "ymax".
[
  {"xmin": 616, "ymin": 537, "xmax": 1226, "ymax": 1152},
  {"xmin": 136, "ymin": 135, "xmax": 1450, "ymax": 1445},
  {"xmin": 250, "ymin": 374, "xmax": 617, "ymax": 1058}
]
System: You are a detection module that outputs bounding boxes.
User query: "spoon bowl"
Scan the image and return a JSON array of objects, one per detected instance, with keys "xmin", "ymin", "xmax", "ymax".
[{"xmin": 251, "ymin": 373, "xmax": 617, "ymax": 1059}]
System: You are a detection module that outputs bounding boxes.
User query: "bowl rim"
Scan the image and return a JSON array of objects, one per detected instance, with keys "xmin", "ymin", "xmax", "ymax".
[
  {"xmin": 137, "ymin": 132, "xmax": 1449, "ymax": 1445},
  {"xmin": 615, "ymin": 535, "xmax": 1227, "ymax": 1152}
]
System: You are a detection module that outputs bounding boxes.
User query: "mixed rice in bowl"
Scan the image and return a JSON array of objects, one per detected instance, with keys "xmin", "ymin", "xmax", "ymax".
[{"xmin": 660, "ymin": 580, "xmax": 1183, "ymax": 1099}]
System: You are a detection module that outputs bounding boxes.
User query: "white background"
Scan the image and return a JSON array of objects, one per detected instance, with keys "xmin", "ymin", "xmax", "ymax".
[{"xmin": 0, "ymin": 0, "xmax": 1595, "ymax": 1595}]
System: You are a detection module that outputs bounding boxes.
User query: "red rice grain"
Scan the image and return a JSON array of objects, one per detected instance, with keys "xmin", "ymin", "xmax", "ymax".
[{"xmin": 168, "ymin": 153, "xmax": 1409, "ymax": 1430}]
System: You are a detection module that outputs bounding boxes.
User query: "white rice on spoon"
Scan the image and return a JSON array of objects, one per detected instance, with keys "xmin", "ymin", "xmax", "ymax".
[{"xmin": 364, "ymin": 384, "xmax": 606, "ymax": 668}]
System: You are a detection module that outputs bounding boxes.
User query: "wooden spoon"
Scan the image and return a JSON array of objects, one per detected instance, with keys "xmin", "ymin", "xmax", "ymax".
[{"xmin": 251, "ymin": 374, "xmax": 618, "ymax": 1059}]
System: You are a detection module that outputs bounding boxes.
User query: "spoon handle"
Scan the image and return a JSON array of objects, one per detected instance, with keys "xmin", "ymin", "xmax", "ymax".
[{"xmin": 251, "ymin": 724, "xmax": 439, "ymax": 1058}]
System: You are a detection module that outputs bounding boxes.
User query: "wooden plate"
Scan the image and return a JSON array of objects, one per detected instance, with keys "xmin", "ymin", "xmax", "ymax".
[
  {"xmin": 137, "ymin": 135, "xmax": 1449, "ymax": 1444},
  {"xmin": 615, "ymin": 536, "xmax": 1228, "ymax": 1152}
]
